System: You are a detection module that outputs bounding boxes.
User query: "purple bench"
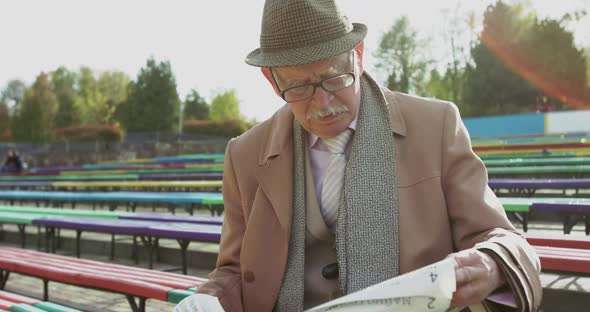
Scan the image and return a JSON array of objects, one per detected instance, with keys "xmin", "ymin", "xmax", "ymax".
[
  {"xmin": 121, "ymin": 214, "xmax": 223, "ymax": 225},
  {"xmin": 33, "ymin": 217, "xmax": 222, "ymax": 274},
  {"xmin": 532, "ymin": 201, "xmax": 590, "ymax": 235},
  {"xmin": 0, "ymin": 181, "xmax": 53, "ymax": 191},
  {"xmin": 139, "ymin": 172, "xmax": 223, "ymax": 180},
  {"xmin": 489, "ymin": 178, "xmax": 590, "ymax": 197}
]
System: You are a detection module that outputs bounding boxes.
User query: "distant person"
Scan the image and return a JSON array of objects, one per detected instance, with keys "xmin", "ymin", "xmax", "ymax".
[
  {"xmin": 1, "ymin": 150, "xmax": 24, "ymax": 173},
  {"xmin": 177, "ymin": 0, "xmax": 542, "ymax": 311}
]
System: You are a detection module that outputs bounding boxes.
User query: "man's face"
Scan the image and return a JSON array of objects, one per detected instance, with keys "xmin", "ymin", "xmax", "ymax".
[{"xmin": 272, "ymin": 52, "xmax": 360, "ymax": 139}]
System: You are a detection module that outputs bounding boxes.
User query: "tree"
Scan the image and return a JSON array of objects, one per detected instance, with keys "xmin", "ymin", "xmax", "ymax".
[
  {"xmin": 11, "ymin": 73, "xmax": 58, "ymax": 142},
  {"xmin": 96, "ymin": 71, "xmax": 130, "ymax": 124},
  {"xmin": 0, "ymin": 101, "xmax": 10, "ymax": 139},
  {"xmin": 76, "ymin": 66, "xmax": 102, "ymax": 124},
  {"xmin": 1, "ymin": 79, "xmax": 27, "ymax": 114},
  {"xmin": 521, "ymin": 18, "xmax": 589, "ymax": 109},
  {"xmin": 438, "ymin": 5, "xmax": 471, "ymax": 106},
  {"xmin": 209, "ymin": 89, "xmax": 241, "ymax": 121},
  {"xmin": 119, "ymin": 58, "xmax": 180, "ymax": 132},
  {"xmin": 424, "ymin": 67, "xmax": 466, "ymax": 107},
  {"xmin": 183, "ymin": 89, "xmax": 209, "ymax": 120},
  {"xmin": 374, "ymin": 16, "xmax": 431, "ymax": 94},
  {"xmin": 463, "ymin": 1, "xmax": 590, "ymax": 116},
  {"xmin": 50, "ymin": 66, "xmax": 81, "ymax": 128}
]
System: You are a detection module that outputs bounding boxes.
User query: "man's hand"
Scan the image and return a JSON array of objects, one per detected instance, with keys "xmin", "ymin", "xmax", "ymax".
[{"xmin": 449, "ymin": 249, "xmax": 506, "ymax": 309}]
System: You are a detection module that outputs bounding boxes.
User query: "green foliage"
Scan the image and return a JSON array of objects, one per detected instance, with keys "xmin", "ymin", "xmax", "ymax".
[
  {"xmin": 183, "ymin": 119, "xmax": 249, "ymax": 138},
  {"xmin": 119, "ymin": 58, "xmax": 180, "ymax": 132},
  {"xmin": 75, "ymin": 67, "xmax": 130, "ymax": 125},
  {"xmin": 209, "ymin": 89, "xmax": 241, "ymax": 120},
  {"xmin": 76, "ymin": 66, "xmax": 102, "ymax": 124},
  {"xmin": 51, "ymin": 66, "xmax": 81, "ymax": 128},
  {"xmin": 96, "ymin": 71, "xmax": 130, "ymax": 124},
  {"xmin": 54, "ymin": 124, "xmax": 124, "ymax": 142},
  {"xmin": 0, "ymin": 101, "xmax": 10, "ymax": 141},
  {"xmin": 11, "ymin": 73, "xmax": 58, "ymax": 142},
  {"xmin": 0, "ymin": 79, "xmax": 27, "ymax": 114},
  {"xmin": 183, "ymin": 89, "xmax": 209, "ymax": 120},
  {"xmin": 423, "ymin": 68, "xmax": 467, "ymax": 109},
  {"xmin": 374, "ymin": 16, "xmax": 431, "ymax": 94},
  {"xmin": 463, "ymin": 1, "xmax": 590, "ymax": 116}
]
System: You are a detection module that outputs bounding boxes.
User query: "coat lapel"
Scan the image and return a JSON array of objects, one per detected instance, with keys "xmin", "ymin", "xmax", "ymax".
[{"xmin": 256, "ymin": 106, "xmax": 295, "ymax": 231}]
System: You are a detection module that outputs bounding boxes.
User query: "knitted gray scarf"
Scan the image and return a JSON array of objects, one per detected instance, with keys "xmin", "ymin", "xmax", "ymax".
[{"xmin": 276, "ymin": 73, "xmax": 400, "ymax": 311}]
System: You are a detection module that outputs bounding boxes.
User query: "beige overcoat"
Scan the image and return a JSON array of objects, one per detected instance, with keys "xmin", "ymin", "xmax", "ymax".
[{"xmin": 197, "ymin": 89, "xmax": 542, "ymax": 312}]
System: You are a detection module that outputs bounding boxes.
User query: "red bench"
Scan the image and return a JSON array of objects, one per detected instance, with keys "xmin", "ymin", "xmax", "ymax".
[
  {"xmin": 0, "ymin": 247, "xmax": 205, "ymax": 312},
  {"xmin": 0, "ymin": 289, "xmax": 78, "ymax": 311},
  {"xmin": 526, "ymin": 234, "xmax": 590, "ymax": 275}
]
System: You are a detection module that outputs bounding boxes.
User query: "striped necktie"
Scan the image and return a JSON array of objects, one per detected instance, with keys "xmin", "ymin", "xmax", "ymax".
[{"xmin": 320, "ymin": 129, "xmax": 353, "ymax": 231}]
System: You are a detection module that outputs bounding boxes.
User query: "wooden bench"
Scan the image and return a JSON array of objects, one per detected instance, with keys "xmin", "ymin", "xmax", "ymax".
[
  {"xmin": 500, "ymin": 197, "xmax": 590, "ymax": 233},
  {"xmin": 0, "ymin": 210, "xmax": 222, "ymax": 274},
  {"xmin": 0, "ymin": 290, "xmax": 79, "ymax": 312},
  {"xmin": 489, "ymin": 178, "xmax": 590, "ymax": 197},
  {"xmin": 526, "ymin": 234, "xmax": 590, "ymax": 276},
  {"xmin": 484, "ymin": 157, "xmax": 590, "ymax": 167},
  {"xmin": 487, "ymin": 165, "xmax": 590, "ymax": 179},
  {"xmin": 0, "ymin": 190, "xmax": 223, "ymax": 215},
  {"xmin": 0, "ymin": 247, "xmax": 204, "ymax": 312}
]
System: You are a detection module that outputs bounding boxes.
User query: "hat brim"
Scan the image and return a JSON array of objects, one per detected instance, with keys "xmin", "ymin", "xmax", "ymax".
[{"xmin": 245, "ymin": 23, "xmax": 367, "ymax": 68}]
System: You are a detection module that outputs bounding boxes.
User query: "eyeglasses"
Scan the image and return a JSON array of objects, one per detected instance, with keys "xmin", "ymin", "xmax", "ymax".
[{"xmin": 272, "ymin": 52, "xmax": 356, "ymax": 103}]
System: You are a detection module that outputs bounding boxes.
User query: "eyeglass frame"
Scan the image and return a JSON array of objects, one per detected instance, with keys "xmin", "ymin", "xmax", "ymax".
[{"xmin": 270, "ymin": 51, "xmax": 357, "ymax": 103}]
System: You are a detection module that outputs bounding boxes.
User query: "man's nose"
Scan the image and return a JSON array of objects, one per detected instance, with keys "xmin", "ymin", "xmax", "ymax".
[{"xmin": 311, "ymin": 86, "xmax": 333, "ymax": 109}]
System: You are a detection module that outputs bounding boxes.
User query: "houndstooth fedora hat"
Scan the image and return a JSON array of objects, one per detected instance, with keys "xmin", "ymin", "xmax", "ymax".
[{"xmin": 245, "ymin": 0, "xmax": 367, "ymax": 67}]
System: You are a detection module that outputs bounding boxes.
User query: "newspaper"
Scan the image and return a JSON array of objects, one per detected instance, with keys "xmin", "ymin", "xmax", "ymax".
[
  {"xmin": 174, "ymin": 293, "xmax": 225, "ymax": 312},
  {"xmin": 175, "ymin": 258, "xmax": 456, "ymax": 312},
  {"xmin": 305, "ymin": 258, "xmax": 456, "ymax": 312}
]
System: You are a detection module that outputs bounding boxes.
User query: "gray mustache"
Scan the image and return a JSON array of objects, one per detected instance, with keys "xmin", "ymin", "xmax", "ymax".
[{"xmin": 306, "ymin": 104, "xmax": 350, "ymax": 121}]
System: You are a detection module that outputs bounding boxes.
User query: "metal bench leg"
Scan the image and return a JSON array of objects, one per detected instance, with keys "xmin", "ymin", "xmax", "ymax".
[
  {"xmin": 155, "ymin": 237, "xmax": 161, "ymax": 262},
  {"xmin": 43, "ymin": 279, "xmax": 49, "ymax": 301},
  {"xmin": 17, "ymin": 224, "xmax": 26, "ymax": 248},
  {"xmin": 37, "ymin": 225, "xmax": 41, "ymax": 250},
  {"xmin": 178, "ymin": 239, "xmax": 190, "ymax": 275},
  {"xmin": 126, "ymin": 296, "xmax": 147, "ymax": 312},
  {"xmin": 563, "ymin": 215, "xmax": 580, "ymax": 235},
  {"xmin": 585, "ymin": 215, "xmax": 589, "ymax": 236},
  {"xmin": 0, "ymin": 270, "xmax": 9, "ymax": 289},
  {"xmin": 140, "ymin": 236, "xmax": 154, "ymax": 269},
  {"xmin": 133, "ymin": 235, "xmax": 139, "ymax": 264},
  {"xmin": 110, "ymin": 233, "xmax": 116, "ymax": 260},
  {"xmin": 76, "ymin": 230, "xmax": 82, "ymax": 258}
]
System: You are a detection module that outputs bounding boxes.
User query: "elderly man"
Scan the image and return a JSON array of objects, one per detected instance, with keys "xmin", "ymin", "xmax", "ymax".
[{"xmin": 179, "ymin": 0, "xmax": 542, "ymax": 311}]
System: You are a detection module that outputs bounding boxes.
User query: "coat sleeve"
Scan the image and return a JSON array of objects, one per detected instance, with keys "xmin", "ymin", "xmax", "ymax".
[
  {"xmin": 196, "ymin": 138, "xmax": 245, "ymax": 312},
  {"xmin": 440, "ymin": 103, "xmax": 542, "ymax": 312}
]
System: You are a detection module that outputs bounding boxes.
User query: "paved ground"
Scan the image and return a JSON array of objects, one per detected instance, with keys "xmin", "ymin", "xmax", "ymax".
[{"xmin": 1, "ymin": 202, "xmax": 589, "ymax": 311}]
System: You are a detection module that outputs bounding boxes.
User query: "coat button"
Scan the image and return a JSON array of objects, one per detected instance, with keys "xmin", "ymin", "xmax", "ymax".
[{"xmin": 243, "ymin": 270, "xmax": 255, "ymax": 283}]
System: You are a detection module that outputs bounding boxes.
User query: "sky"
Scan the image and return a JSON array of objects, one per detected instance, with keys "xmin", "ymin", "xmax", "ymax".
[{"xmin": 1, "ymin": 0, "xmax": 589, "ymax": 122}]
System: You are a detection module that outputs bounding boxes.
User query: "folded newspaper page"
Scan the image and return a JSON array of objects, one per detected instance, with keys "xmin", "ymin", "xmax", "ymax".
[
  {"xmin": 174, "ymin": 293, "xmax": 225, "ymax": 312},
  {"xmin": 175, "ymin": 258, "xmax": 456, "ymax": 312},
  {"xmin": 305, "ymin": 258, "xmax": 456, "ymax": 312}
]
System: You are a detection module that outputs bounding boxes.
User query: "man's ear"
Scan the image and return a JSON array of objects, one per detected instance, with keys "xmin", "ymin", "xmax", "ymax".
[
  {"xmin": 354, "ymin": 41, "xmax": 365, "ymax": 74},
  {"xmin": 261, "ymin": 67, "xmax": 282, "ymax": 97}
]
